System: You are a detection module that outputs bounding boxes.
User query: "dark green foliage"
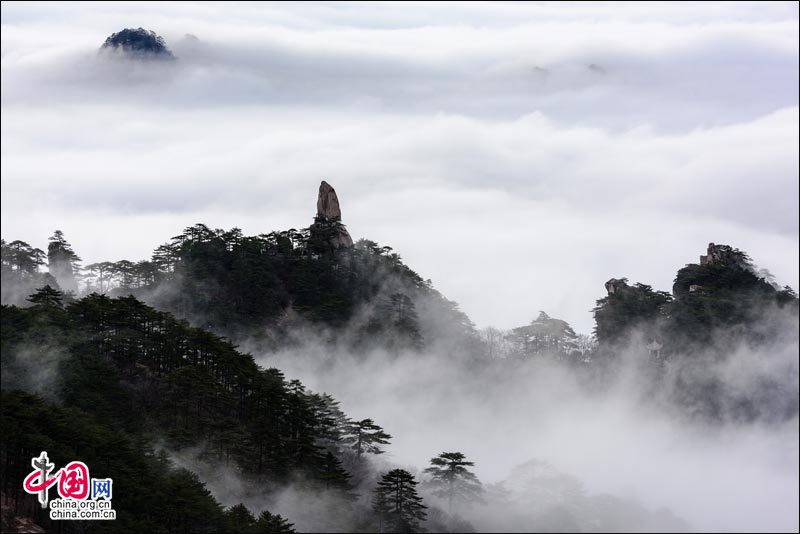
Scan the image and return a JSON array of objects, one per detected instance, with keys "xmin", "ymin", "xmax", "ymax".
[
  {"xmin": 358, "ymin": 292, "xmax": 424, "ymax": 352},
  {"xmin": 1, "ymin": 390, "xmax": 227, "ymax": 534},
  {"xmin": 120, "ymin": 226, "xmax": 473, "ymax": 352},
  {"xmin": 373, "ymin": 469, "xmax": 428, "ymax": 533},
  {"xmin": 344, "ymin": 418, "xmax": 392, "ymax": 459},
  {"xmin": 225, "ymin": 503, "xmax": 257, "ymax": 532},
  {"xmin": 161, "ymin": 468, "xmax": 226, "ymax": 533},
  {"xmin": 1, "ymin": 239, "xmax": 45, "ymax": 274},
  {"xmin": 0, "ymin": 292, "xmax": 375, "ymax": 530},
  {"xmin": 590, "ymin": 245, "xmax": 799, "ymax": 421},
  {"xmin": 592, "ymin": 279, "xmax": 672, "ymax": 345},
  {"xmin": 282, "ymin": 379, "xmax": 328, "ymax": 475},
  {"xmin": 424, "ymin": 452, "xmax": 484, "ymax": 512},
  {"xmin": 26, "ymin": 285, "xmax": 65, "ymax": 309},
  {"xmin": 101, "ymin": 28, "xmax": 173, "ymax": 57},
  {"xmin": 319, "ymin": 451, "xmax": 357, "ymax": 500},
  {"xmin": 47, "ymin": 230, "xmax": 81, "ymax": 295},
  {"xmin": 84, "ymin": 261, "xmax": 118, "ymax": 294},
  {"xmin": 141, "ymin": 224, "xmax": 345, "ymax": 334},
  {"xmin": 3, "ymin": 223, "xmax": 481, "ymax": 357},
  {"xmin": 667, "ymin": 258, "xmax": 798, "ymax": 351},
  {"xmin": 593, "ymin": 247, "xmax": 798, "ymax": 354},
  {"xmin": 696, "ymin": 244, "xmax": 754, "ymax": 272},
  {"xmin": 507, "ymin": 311, "xmax": 579, "ymax": 361},
  {"xmin": 1, "ymin": 298, "xmax": 72, "ymax": 398},
  {"xmin": 1, "ymin": 239, "xmax": 53, "ymax": 305},
  {"xmin": 306, "ymin": 392, "xmax": 351, "ymax": 453},
  {"xmin": 254, "ymin": 510, "xmax": 295, "ymax": 533}
]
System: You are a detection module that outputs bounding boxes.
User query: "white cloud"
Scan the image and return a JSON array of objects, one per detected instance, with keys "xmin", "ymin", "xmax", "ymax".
[{"xmin": 1, "ymin": 1, "xmax": 798, "ymax": 334}]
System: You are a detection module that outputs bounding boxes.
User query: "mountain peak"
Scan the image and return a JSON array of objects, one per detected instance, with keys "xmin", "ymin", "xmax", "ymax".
[
  {"xmin": 699, "ymin": 242, "xmax": 751, "ymax": 270},
  {"xmin": 100, "ymin": 28, "xmax": 174, "ymax": 58}
]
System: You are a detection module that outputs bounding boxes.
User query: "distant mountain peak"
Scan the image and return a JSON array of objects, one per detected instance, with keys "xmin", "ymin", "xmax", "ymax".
[{"xmin": 100, "ymin": 28, "xmax": 174, "ymax": 58}]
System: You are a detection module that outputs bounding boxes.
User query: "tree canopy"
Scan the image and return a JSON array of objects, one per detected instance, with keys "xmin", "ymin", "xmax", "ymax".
[
  {"xmin": 424, "ymin": 452, "xmax": 484, "ymax": 512},
  {"xmin": 373, "ymin": 469, "xmax": 428, "ymax": 533}
]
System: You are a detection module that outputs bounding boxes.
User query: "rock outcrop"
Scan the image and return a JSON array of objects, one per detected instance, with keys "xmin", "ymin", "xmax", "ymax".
[
  {"xmin": 605, "ymin": 278, "xmax": 630, "ymax": 295},
  {"xmin": 673, "ymin": 242, "xmax": 754, "ymax": 297},
  {"xmin": 310, "ymin": 181, "xmax": 353, "ymax": 249},
  {"xmin": 699, "ymin": 242, "xmax": 750, "ymax": 270},
  {"xmin": 317, "ymin": 181, "xmax": 344, "ymax": 221}
]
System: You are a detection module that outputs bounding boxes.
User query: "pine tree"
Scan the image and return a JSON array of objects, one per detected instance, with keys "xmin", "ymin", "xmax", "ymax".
[
  {"xmin": 47, "ymin": 230, "xmax": 81, "ymax": 293},
  {"xmin": 2, "ymin": 240, "xmax": 50, "ymax": 304},
  {"xmin": 284, "ymin": 379, "xmax": 326, "ymax": 474},
  {"xmin": 424, "ymin": 452, "xmax": 484, "ymax": 513},
  {"xmin": 508, "ymin": 311, "xmax": 579, "ymax": 360},
  {"xmin": 26, "ymin": 285, "xmax": 65, "ymax": 308},
  {"xmin": 319, "ymin": 451, "xmax": 356, "ymax": 500},
  {"xmin": 372, "ymin": 469, "xmax": 428, "ymax": 533},
  {"xmin": 344, "ymin": 418, "xmax": 392, "ymax": 459},
  {"xmin": 2, "ymin": 239, "xmax": 46, "ymax": 274},
  {"xmin": 225, "ymin": 503, "xmax": 256, "ymax": 532},
  {"xmin": 592, "ymin": 279, "xmax": 671, "ymax": 345},
  {"xmin": 307, "ymin": 392, "xmax": 351, "ymax": 452},
  {"xmin": 254, "ymin": 510, "xmax": 295, "ymax": 533},
  {"xmin": 84, "ymin": 261, "xmax": 117, "ymax": 293}
]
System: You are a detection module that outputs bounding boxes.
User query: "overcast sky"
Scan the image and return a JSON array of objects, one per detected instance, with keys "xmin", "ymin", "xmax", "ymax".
[{"xmin": 2, "ymin": 1, "xmax": 798, "ymax": 333}]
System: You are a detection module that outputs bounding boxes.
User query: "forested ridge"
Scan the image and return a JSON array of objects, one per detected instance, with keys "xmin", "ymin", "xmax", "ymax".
[
  {"xmin": 1, "ymin": 221, "xmax": 797, "ymax": 532},
  {"xmin": 2, "ymin": 223, "xmax": 477, "ymax": 356},
  {"xmin": 2, "ymin": 287, "xmax": 426, "ymax": 532}
]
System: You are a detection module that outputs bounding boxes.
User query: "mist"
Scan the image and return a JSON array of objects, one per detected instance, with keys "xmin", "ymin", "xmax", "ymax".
[
  {"xmin": 2, "ymin": 3, "xmax": 798, "ymax": 533},
  {"xmin": 2, "ymin": 1, "xmax": 798, "ymax": 333},
  {"xmin": 232, "ymin": 309, "xmax": 798, "ymax": 532}
]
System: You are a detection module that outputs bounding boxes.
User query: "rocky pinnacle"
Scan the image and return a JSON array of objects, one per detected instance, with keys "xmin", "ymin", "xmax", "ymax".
[
  {"xmin": 313, "ymin": 181, "xmax": 353, "ymax": 248},
  {"xmin": 317, "ymin": 180, "xmax": 343, "ymax": 221}
]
